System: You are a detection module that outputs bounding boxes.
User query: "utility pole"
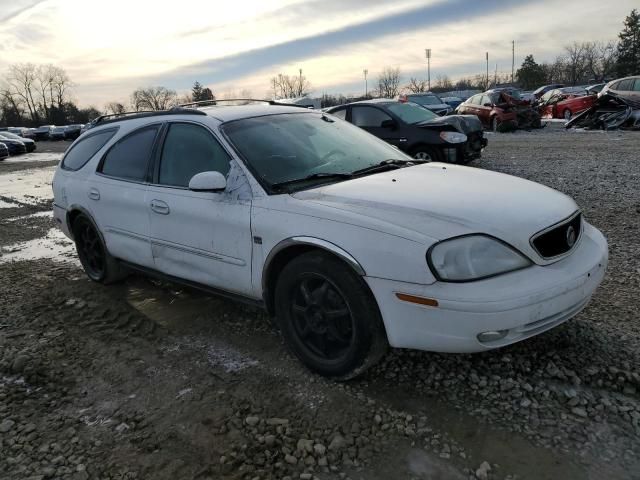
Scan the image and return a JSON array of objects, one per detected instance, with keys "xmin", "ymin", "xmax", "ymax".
[
  {"xmin": 363, "ymin": 69, "xmax": 368, "ymax": 97},
  {"xmin": 485, "ymin": 52, "xmax": 489, "ymax": 90},
  {"xmin": 299, "ymin": 68, "xmax": 303, "ymax": 97},
  {"xmin": 425, "ymin": 49, "xmax": 431, "ymax": 91},
  {"xmin": 494, "ymin": 63, "xmax": 498, "ymax": 88},
  {"xmin": 511, "ymin": 40, "xmax": 515, "ymax": 84}
]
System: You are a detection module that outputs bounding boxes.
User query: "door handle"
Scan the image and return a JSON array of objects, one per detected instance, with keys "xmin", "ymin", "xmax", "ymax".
[
  {"xmin": 150, "ymin": 200, "xmax": 170, "ymax": 215},
  {"xmin": 88, "ymin": 188, "xmax": 100, "ymax": 200}
]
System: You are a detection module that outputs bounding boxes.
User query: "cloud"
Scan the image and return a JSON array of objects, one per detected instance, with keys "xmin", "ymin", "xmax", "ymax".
[{"xmin": 0, "ymin": 0, "xmax": 48, "ymax": 23}]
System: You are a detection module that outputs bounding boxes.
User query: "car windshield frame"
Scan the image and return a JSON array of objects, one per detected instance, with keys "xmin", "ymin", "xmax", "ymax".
[
  {"xmin": 220, "ymin": 111, "xmax": 414, "ymax": 194},
  {"xmin": 386, "ymin": 102, "xmax": 439, "ymax": 124}
]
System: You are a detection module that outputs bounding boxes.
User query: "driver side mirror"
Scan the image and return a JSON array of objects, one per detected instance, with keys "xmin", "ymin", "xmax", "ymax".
[
  {"xmin": 188, "ymin": 171, "xmax": 226, "ymax": 192},
  {"xmin": 380, "ymin": 119, "xmax": 397, "ymax": 129}
]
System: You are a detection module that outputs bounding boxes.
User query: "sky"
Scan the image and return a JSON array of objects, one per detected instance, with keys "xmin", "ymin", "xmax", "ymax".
[{"xmin": 0, "ymin": 0, "xmax": 636, "ymax": 107}]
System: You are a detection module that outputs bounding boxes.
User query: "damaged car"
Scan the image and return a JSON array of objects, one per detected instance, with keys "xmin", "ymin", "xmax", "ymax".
[
  {"xmin": 53, "ymin": 102, "xmax": 608, "ymax": 378},
  {"xmin": 455, "ymin": 89, "xmax": 541, "ymax": 132},
  {"xmin": 326, "ymin": 99, "xmax": 486, "ymax": 163},
  {"xmin": 566, "ymin": 76, "xmax": 640, "ymax": 130},
  {"xmin": 538, "ymin": 87, "xmax": 597, "ymax": 120}
]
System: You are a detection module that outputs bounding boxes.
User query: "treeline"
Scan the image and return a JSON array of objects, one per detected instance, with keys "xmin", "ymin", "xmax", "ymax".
[{"xmin": 0, "ymin": 64, "xmax": 100, "ymax": 127}]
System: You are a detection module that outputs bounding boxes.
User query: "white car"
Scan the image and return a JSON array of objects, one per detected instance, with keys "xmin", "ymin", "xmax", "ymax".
[{"xmin": 52, "ymin": 104, "xmax": 608, "ymax": 378}]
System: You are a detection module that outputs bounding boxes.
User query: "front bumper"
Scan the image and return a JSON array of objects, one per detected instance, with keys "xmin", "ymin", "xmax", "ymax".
[{"xmin": 365, "ymin": 222, "xmax": 608, "ymax": 353}]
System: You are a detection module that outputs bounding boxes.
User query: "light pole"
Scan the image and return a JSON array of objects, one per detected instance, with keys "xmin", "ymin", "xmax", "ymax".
[
  {"xmin": 363, "ymin": 69, "xmax": 368, "ymax": 97},
  {"xmin": 485, "ymin": 52, "xmax": 489, "ymax": 90},
  {"xmin": 425, "ymin": 49, "xmax": 431, "ymax": 91}
]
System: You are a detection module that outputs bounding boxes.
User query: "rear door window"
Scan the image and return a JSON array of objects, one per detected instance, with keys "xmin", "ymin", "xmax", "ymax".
[
  {"xmin": 617, "ymin": 79, "xmax": 633, "ymax": 91},
  {"xmin": 329, "ymin": 108, "xmax": 347, "ymax": 120},
  {"xmin": 157, "ymin": 123, "xmax": 230, "ymax": 187},
  {"xmin": 61, "ymin": 128, "xmax": 117, "ymax": 171},
  {"xmin": 351, "ymin": 106, "xmax": 392, "ymax": 127},
  {"xmin": 100, "ymin": 125, "xmax": 159, "ymax": 182},
  {"xmin": 633, "ymin": 79, "xmax": 640, "ymax": 91}
]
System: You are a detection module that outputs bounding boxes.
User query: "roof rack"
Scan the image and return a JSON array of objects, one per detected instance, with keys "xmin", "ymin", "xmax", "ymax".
[
  {"xmin": 89, "ymin": 106, "xmax": 207, "ymax": 127},
  {"xmin": 177, "ymin": 98, "xmax": 311, "ymax": 109}
]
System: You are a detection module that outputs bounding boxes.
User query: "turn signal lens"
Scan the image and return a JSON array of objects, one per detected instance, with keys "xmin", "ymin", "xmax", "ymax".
[{"xmin": 395, "ymin": 293, "xmax": 438, "ymax": 307}]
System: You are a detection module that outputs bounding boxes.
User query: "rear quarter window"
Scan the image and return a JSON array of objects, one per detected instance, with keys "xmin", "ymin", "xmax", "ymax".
[{"xmin": 61, "ymin": 128, "xmax": 117, "ymax": 171}]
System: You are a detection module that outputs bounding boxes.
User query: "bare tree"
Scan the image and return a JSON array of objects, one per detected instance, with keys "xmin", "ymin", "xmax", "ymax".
[
  {"xmin": 105, "ymin": 102, "xmax": 126, "ymax": 114},
  {"xmin": 3, "ymin": 63, "xmax": 40, "ymax": 122},
  {"xmin": 434, "ymin": 74, "xmax": 453, "ymax": 91},
  {"xmin": 376, "ymin": 67, "xmax": 401, "ymax": 98},
  {"xmin": 406, "ymin": 77, "xmax": 428, "ymax": 93},
  {"xmin": 583, "ymin": 41, "xmax": 617, "ymax": 82},
  {"xmin": 131, "ymin": 86, "xmax": 177, "ymax": 111},
  {"xmin": 270, "ymin": 73, "xmax": 312, "ymax": 99},
  {"xmin": 564, "ymin": 43, "xmax": 588, "ymax": 85}
]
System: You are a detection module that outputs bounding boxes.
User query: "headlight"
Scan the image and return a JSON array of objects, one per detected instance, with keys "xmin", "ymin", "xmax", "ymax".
[
  {"xmin": 428, "ymin": 235, "xmax": 531, "ymax": 282},
  {"xmin": 439, "ymin": 131, "xmax": 467, "ymax": 144}
]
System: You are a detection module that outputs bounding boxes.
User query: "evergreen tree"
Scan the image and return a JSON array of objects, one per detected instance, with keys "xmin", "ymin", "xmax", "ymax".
[
  {"xmin": 516, "ymin": 55, "xmax": 546, "ymax": 89},
  {"xmin": 191, "ymin": 81, "xmax": 215, "ymax": 102},
  {"xmin": 616, "ymin": 9, "xmax": 640, "ymax": 76}
]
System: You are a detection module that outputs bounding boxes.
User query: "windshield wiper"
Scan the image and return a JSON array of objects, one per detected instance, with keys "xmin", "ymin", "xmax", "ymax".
[
  {"xmin": 352, "ymin": 159, "xmax": 423, "ymax": 176},
  {"xmin": 271, "ymin": 172, "xmax": 353, "ymax": 191}
]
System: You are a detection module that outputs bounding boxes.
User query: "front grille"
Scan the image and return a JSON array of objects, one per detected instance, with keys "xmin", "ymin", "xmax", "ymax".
[{"xmin": 531, "ymin": 212, "xmax": 582, "ymax": 258}]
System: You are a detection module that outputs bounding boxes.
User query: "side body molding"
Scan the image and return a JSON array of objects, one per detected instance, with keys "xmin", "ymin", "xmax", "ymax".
[{"xmin": 262, "ymin": 236, "xmax": 366, "ymax": 293}]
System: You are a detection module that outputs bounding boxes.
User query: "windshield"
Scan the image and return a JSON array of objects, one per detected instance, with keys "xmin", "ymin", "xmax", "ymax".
[
  {"xmin": 387, "ymin": 102, "xmax": 438, "ymax": 124},
  {"xmin": 408, "ymin": 94, "xmax": 442, "ymax": 106},
  {"xmin": 0, "ymin": 132, "xmax": 20, "ymax": 140},
  {"xmin": 223, "ymin": 113, "xmax": 411, "ymax": 191}
]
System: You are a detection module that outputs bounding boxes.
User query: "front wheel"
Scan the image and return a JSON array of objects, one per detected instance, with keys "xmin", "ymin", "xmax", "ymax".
[
  {"xmin": 411, "ymin": 146, "xmax": 443, "ymax": 163},
  {"xmin": 274, "ymin": 252, "xmax": 387, "ymax": 379},
  {"xmin": 563, "ymin": 109, "xmax": 572, "ymax": 121},
  {"xmin": 491, "ymin": 116, "xmax": 499, "ymax": 132}
]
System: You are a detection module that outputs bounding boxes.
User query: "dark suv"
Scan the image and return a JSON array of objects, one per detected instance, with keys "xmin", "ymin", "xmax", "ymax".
[{"xmin": 327, "ymin": 100, "xmax": 486, "ymax": 164}]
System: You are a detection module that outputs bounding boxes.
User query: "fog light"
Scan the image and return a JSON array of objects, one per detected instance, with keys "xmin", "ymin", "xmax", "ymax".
[{"xmin": 477, "ymin": 330, "xmax": 509, "ymax": 343}]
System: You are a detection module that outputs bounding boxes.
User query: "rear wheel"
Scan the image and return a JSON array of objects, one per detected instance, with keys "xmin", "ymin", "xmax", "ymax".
[
  {"xmin": 274, "ymin": 252, "xmax": 387, "ymax": 379},
  {"xmin": 72, "ymin": 214, "xmax": 124, "ymax": 284},
  {"xmin": 563, "ymin": 109, "xmax": 572, "ymax": 121}
]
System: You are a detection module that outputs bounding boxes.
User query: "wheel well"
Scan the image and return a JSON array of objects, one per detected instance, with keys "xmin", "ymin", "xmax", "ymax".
[
  {"xmin": 67, "ymin": 209, "xmax": 83, "ymax": 238},
  {"xmin": 263, "ymin": 245, "xmax": 366, "ymax": 316}
]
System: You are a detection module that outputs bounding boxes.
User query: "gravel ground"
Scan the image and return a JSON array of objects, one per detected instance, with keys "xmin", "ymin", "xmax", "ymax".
[{"xmin": 0, "ymin": 129, "xmax": 638, "ymax": 480}]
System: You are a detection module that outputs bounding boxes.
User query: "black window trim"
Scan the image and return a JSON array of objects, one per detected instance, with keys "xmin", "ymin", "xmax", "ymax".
[
  {"xmin": 95, "ymin": 122, "xmax": 163, "ymax": 185},
  {"xmin": 60, "ymin": 126, "xmax": 119, "ymax": 172},
  {"xmin": 148, "ymin": 119, "xmax": 234, "ymax": 191}
]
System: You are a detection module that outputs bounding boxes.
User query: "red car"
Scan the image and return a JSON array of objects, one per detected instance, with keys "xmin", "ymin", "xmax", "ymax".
[
  {"xmin": 456, "ymin": 91, "xmax": 518, "ymax": 131},
  {"xmin": 538, "ymin": 88, "xmax": 597, "ymax": 120}
]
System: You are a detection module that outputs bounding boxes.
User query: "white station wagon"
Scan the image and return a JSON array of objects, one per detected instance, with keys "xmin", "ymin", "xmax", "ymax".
[{"xmin": 52, "ymin": 102, "xmax": 608, "ymax": 378}]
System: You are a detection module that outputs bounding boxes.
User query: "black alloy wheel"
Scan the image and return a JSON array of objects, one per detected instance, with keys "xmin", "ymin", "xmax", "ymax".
[
  {"xmin": 290, "ymin": 273, "xmax": 354, "ymax": 362},
  {"xmin": 75, "ymin": 217, "xmax": 106, "ymax": 281},
  {"xmin": 275, "ymin": 251, "xmax": 387, "ymax": 378}
]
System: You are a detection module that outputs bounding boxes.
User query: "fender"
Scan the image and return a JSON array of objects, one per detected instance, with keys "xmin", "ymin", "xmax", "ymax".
[{"xmin": 261, "ymin": 236, "xmax": 366, "ymax": 294}]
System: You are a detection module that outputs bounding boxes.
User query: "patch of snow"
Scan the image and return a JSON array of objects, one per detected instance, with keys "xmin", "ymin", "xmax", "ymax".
[
  {"xmin": 0, "ymin": 227, "xmax": 78, "ymax": 265},
  {"xmin": 6, "ymin": 211, "xmax": 52, "ymax": 222},
  {"xmin": 206, "ymin": 344, "xmax": 259, "ymax": 372},
  {"xmin": 176, "ymin": 388, "xmax": 193, "ymax": 399},
  {"xmin": 3, "ymin": 152, "xmax": 62, "ymax": 164},
  {"xmin": 0, "ymin": 166, "xmax": 55, "ymax": 206}
]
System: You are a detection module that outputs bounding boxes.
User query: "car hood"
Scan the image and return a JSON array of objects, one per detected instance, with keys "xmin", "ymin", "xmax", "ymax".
[
  {"xmin": 0, "ymin": 138, "xmax": 24, "ymax": 145},
  {"xmin": 292, "ymin": 163, "xmax": 578, "ymax": 264},
  {"xmin": 416, "ymin": 114, "xmax": 482, "ymax": 134}
]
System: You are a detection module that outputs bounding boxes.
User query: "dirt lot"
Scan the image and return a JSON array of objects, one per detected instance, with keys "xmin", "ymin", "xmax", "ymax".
[{"xmin": 1, "ymin": 133, "xmax": 639, "ymax": 480}]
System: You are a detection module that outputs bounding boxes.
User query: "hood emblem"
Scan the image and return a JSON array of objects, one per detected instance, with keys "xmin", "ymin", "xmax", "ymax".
[{"xmin": 566, "ymin": 225, "xmax": 577, "ymax": 248}]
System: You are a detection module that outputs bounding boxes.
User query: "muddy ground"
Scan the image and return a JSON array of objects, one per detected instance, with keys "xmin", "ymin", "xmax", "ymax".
[{"xmin": 0, "ymin": 133, "xmax": 639, "ymax": 480}]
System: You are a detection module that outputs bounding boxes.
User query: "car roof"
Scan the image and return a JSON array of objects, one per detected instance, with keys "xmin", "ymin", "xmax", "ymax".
[{"xmin": 198, "ymin": 104, "xmax": 313, "ymax": 122}]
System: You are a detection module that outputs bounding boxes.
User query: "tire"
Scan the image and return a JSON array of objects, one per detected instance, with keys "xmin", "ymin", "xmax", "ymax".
[
  {"xmin": 563, "ymin": 109, "xmax": 572, "ymax": 121},
  {"xmin": 410, "ymin": 146, "xmax": 443, "ymax": 163},
  {"xmin": 274, "ymin": 251, "xmax": 387, "ymax": 379},
  {"xmin": 72, "ymin": 214, "xmax": 124, "ymax": 284},
  {"xmin": 491, "ymin": 116, "xmax": 499, "ymax": 132}
]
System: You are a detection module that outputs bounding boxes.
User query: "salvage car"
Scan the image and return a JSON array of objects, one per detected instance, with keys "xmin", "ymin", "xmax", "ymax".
[
  {"xmin": 0, "ymin": 134, "xmax": 27, "ymax": 155},
  {"xmin": 49, "ymin": 126, "xmax": 68, "ymax": 141},
  {"xmin": 599, "ymin": 76, "xmax": 640, "ymax": 106},
  {"xmin": 65, "ymin": 124, "xmax": 84, "ymax": 140},
  {"xmin": 0, "ymin": 131, "xmax": 36, "ymax": 152},
  {"xmin": 52, "ymin": 103, "xmax": 608, "ymax": 378},
  {"xmin": 398, "ymin": 93, "xmax": 453, "ymax": 116},
  {"xmin": 326, "ymin": 99, "xmax": 486, "ymax": 163},
  {"xmin": 455, "ymin": 92, "xmax": 519, "ymax": 131},
  {"xmin": 532, "ymin": 83, "xmax": 565, "ymax": 99},
  {"xmin": 538, "ymin": 87, "xmax": 597, "ymax": 120},
  {"xmin": 33, "ymin": 125, "xmax": 55, "ymax": 141}
]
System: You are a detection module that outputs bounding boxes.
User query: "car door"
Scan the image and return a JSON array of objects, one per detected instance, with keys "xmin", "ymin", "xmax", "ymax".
[
  {"xmin": 350, "ymin": 106, "xmax": 403, "ymax": 147},
  {"xmin": 146, "ymin": 121, "xmax": 253, "ymax": 296},
  {"xmin": 90, "ymin": 124, "xmax": 160, "ymax": 268}
]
